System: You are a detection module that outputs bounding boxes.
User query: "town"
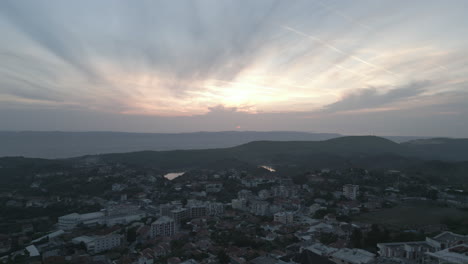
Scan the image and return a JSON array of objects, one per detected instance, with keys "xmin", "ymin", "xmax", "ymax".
[{"xmin": 1, "ymin": 157, "xmax": 467, "ymax": 264}]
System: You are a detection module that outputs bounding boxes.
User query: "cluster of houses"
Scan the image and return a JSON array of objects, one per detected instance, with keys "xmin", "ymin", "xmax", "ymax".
[{"xmin": 2, "ymin": 162, "xmax": 468, "ymax": 264}]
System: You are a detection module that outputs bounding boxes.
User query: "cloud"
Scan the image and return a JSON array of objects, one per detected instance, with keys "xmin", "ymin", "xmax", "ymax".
[
  {"xmin": 323, "ymin": 81, "xmax": 430, "ymax": 112},
  {"xmin": 0, "ymin": 1, "xmax": 100, "ymax": 81},
  {"xmin": 1, "ymin": 1, "xmax": 468, "ymax": 136}
]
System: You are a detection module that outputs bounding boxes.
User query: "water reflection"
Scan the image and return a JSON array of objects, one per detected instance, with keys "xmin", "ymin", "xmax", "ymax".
[{"xmin": 164, "ymin": 172, "xmax": 185, "ymax": 180}]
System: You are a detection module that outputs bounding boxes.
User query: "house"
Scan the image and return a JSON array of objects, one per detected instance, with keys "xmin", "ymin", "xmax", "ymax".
[
  {"xmin": 274, "ymin": 212, "xmax": 294, "ymax": 225},
  {"xmin": 301, "ymin": 242, "xmax": 338, "ymax": 257},
  {"xmin": 138, "ymin": 248, "xmax": 155, "ymax": 264},
  {"xmin": 330, "ymin": 248, "xmax": 375, "ymax": 264},
  {"xmin": 249, "ymin": 255, "xmax": 288, "ymax": 264}
]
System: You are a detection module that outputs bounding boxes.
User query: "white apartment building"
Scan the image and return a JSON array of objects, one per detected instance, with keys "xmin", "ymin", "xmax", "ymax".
[
  {"xmin": 72, "ymin": 234, "xmax": 121, "ymax": 254},
  {"xmin": 58, "ymin": 212, "xmax": 104, "ymax": 230},
  {"xmin": 207, "ymin": 202, "xmax": 224, "ymax": 216},
  {"xmin": 343, "ymin": 184, "xmax": 359, "ymax": 200},
  {"xmin": 151, "ymin": 216, "xmax": 176, "ymax": 237},
  {"xmin": 377, "ymin": 231, "xmax": 468, "ymax": 263},
  {"xmin": 100, "ymin": 204, "xmax": 146, "ymax": 226}
]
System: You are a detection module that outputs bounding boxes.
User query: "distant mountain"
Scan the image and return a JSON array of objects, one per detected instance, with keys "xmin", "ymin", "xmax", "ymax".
[
  {"xmin": 94, "ymin": 136, "xmax": 468, "ymax": 170},
  {"xmin": 0, "ymin": 131, "xmax": 342, "ymax": 158},
  {"xmin": 3, "ymin": 136, "xmax": 468, "ymax": 187},
  {"xmin": 2, "ymin": 135, "xmax": 468, "ymax": 183},
  {"xmin": 0, "ymin": 131, "xmax": 434, "ymax": 159}
]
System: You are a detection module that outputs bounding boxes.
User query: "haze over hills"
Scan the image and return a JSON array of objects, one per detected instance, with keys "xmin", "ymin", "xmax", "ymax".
[{"xmin": 0, "ymin": 131, "xmax": 429, "ymax": 159}]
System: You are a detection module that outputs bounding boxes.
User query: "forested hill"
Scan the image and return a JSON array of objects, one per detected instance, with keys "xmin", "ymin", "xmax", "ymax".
[
  {"xmin": 90, "ymin": 136, "xmax": 468, "ymax": 169},
  {"xmin": 2, "ymin": 136, "xmax": 468, "ymax": 171}
]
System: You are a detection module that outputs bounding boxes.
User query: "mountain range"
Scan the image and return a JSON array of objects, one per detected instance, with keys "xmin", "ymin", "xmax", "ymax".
[{"xmin": 0, "ymin": 131, "xmax": 429, "ymax": 158}]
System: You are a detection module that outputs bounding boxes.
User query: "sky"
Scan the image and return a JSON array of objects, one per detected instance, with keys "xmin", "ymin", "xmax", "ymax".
[{"xmin": 0, "ymin": 0, "xmax": 467, "ymax": 137}]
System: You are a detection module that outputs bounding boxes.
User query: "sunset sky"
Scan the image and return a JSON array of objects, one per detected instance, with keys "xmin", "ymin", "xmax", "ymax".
[{"xmin": 1, "ymin": 0, "xmax": 467, "ymax": 136}]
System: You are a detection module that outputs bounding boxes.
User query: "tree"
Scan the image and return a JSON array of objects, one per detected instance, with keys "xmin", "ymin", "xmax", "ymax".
[
  {"xmin": 292, "ymin": 174, "xmax": 308, "ymax": 185},
  {"xmin": 314, "ymin": 209, "xmax": 328, "ymax": 219},
  {"xmin": 319, "ymin": 232, "xmax": 337, "ymax": 245},
  {"xmin": 426, "ymin": 189, "xmax": 438, "ymax": 200},
  {"xmin": 217, "ymin": 250, "xmax": 230, "ymax": 264},
  {"xmin": 350, "ymin": 229, "xmax": 363, "ymax": 248},
  {"xmin": 127, "ymin": 227, "xmax": 137, "ymax": 243}
]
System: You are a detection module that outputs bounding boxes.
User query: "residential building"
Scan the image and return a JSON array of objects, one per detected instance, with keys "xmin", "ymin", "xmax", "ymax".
[
  {"xmin": 377, "ymin": 231, "xmax": 468, "ymax": 263},
  {"xmin": 238, "ymin": 190, "xmax": 253, "ymax": 200},
  {"xmin": 100, "ymin": 204, "xmax": 146, "ymax": 226},
  {"xmin": 205, "ymin": 183, "xmax": 223, "ymax": 193},
  {"xmin": 232, "ymin": 198, "xmax": 248, "ymax": 211},
  {"xmin": 170, "ymin": 208, "xmax": 190, "ymax": 224},
  {"xmin": 207, "ymin": 202, "xmax": 224, "ymax": 216},
  {"xmin": 151, "ymin": 216, "xmax": 176, "ymax": 237},
  {"xmin": 425, "ymin": 243, "xmax": 468, "ymax": 264},
  {"xmin": 258, "ymin": 189, "xmax": 271, "ymax": 200},
  {"xmin": 274, "ymin": 211, "xmax": 294, "ymax": 225},
  {"xmin": 250, "ymin": 200, "xmax": 270, "ymax": 216},
  {"xmin": 331, "ymin": 248, "xmax": 375, "ymax": 264},
  {"xmin": 343, "ymin": 184, "xmax": 359, "ymax": 200},
  {"xmin": 72, "ymin": 234, "xmax": 121, "ymax": 254}
]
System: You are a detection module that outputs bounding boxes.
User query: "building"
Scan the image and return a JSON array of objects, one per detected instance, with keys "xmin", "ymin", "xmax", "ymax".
[
  {"xmin": 151, "ymin": 216, "xmax": 176, "ymax": 237},
  {"xmin": 249, "ymin": 255, "xmax": 288, "ymax": 264},
  {"xmin": 58, "ymin": 213, "xmax": 81, "ymax": 230},
  {"xmin": 425, "ymin": 243, "xmax": 468, "ymax": 264},
  {"xmin": 58, "ymin": 212, "xmax": 104, "ymax": 230},
  {"xmin": 112, "ymin": 183, "xmax": 127, "ymax": 192},
  {"xmin": 207, "ymin": 202, "xmax": 224, "ymax": 216},
  {"xmin": 238, "ymin": 190, "xmax": 253, "ymax": 200},
  {"xmin": 189, "ymin": 204, "xmax": 207, "ymax": 218},
  {"xmin": 186, "ymin": 200, "xmax": 208, "ymax": 218},
  {"xmin": 271, "ymin": 185, "xmax": 296, "ymax": 198},
  {"xmin": 343, "ymin": 184, "xmax": 359, "ymax": 200},
  {"xmin": 258, "ymin": 189, "xmax": 271, "ymax": 200},
  {"xmin": 205, "ymin": 183, "xmax": 223, "ymax": 193},
  {"xmin": 250, "ymin": 200, "xmax": 270, "ymax": 216},
  {"xmin": 72, "ymin": 234, "xmax": 121, "ymax": 254},
  {"xmin": 138, "ymin": 248, "xmax": 155, "ymax": 264},
  {"xmin": 231, "ymin": 198, "xmax": 247, "ymax": 211},
  {"xmin": 377, "ymin": 231, "xmax": 468, "ymax": 263},
  {"xmin": 331, "ymin": 248, "xmax": 375, "ymax": 264},
  {"xmin": 301, "ymin": 242, "xmax": 338, "ymax": 256},
  {"xmin": 274, "ymin": 211, "xmax": 294, "ymax": 225},
  {"xmin": 100, "ymin": 204, "xmax": 146, "ymax": 226},
  {"xmin": 170, "ymin": 208, "xmax": 190, "ymax": 224}
]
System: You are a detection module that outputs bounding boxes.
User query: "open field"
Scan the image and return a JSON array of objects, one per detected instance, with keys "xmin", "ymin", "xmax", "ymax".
[{"xmin": 354, "ymin": 201, "xmax": 468, "ymax": 228}]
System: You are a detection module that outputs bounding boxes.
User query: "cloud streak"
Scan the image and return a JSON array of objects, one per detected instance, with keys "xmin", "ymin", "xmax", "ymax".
[{"xmin": 0, "ymin": 0, "xmax": 468, "ymax": 135}]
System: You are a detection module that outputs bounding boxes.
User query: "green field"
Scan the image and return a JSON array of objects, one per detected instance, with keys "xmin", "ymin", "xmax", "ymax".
[{"xmin": 354, "ymin": 201, "xmax": 468, "ymax": 228}]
